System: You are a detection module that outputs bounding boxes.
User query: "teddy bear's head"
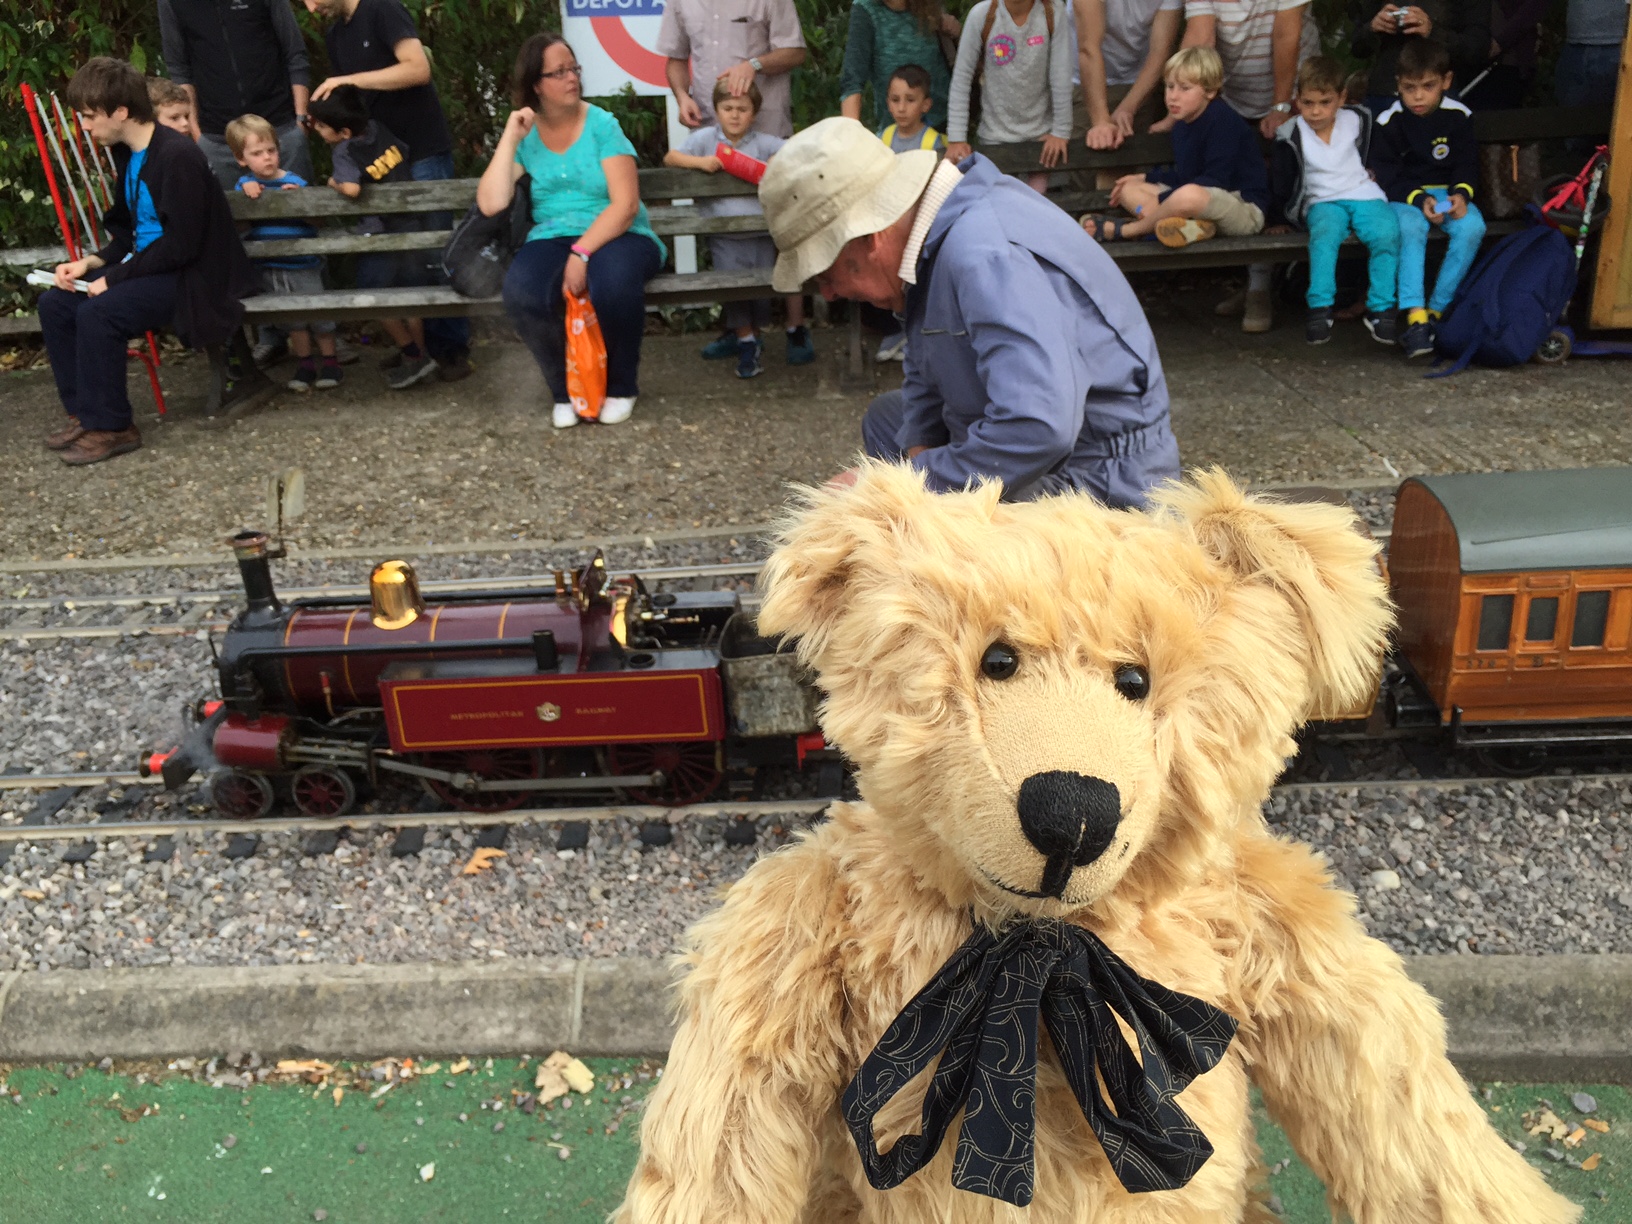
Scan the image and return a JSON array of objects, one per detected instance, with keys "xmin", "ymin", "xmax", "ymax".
[{"xmin": 757, "ymin": 464, "xmax": 1392, "ymax": 919}]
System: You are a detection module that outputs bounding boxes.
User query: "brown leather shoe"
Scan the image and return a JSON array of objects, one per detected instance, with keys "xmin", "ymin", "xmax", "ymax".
[
  {"xmin": 59, "ymin": 426, "xmax": 142, "ymax": 466},
  {"xmin": 44, "ymin": 416, "xmax": 85, "ymax": 451}
]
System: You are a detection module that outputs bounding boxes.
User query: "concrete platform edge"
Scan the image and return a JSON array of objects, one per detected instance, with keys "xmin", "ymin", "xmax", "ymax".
[{"xmin": 0, "ymin": 955, "xmax": 1627, "ymax": 1082}]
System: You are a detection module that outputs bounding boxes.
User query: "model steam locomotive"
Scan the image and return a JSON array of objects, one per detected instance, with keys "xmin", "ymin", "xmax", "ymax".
[
  {"xmin": 146, "ymin": 531, "xmax": 827, "ymax": 819},
  {"xmin": 147, "ymin": 467, "xmax": 1631, "ymax": 819}
]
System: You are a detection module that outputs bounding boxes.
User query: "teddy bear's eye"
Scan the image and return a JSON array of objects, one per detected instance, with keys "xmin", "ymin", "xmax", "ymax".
[
  {"xmin": 980, "ymin": 642, "xmax": 1019, "ymax": 680},
  {"xmin": 1113, "ymin": 663, "xmax": 1151, "ymax": 701}
]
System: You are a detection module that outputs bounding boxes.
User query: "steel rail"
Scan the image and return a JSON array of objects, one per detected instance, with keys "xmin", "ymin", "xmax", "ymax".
[
  {"xmin": 0, "ymin": 799, "xmax": 837, "ymax": 842},
  {"xmin": 1, "ymin": 772, "xmax": 1628, "ymax": 843}
]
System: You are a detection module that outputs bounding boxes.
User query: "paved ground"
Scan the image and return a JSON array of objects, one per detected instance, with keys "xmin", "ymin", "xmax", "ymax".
[
  {"xmin": 3, "ymin": 276, "xmax": 1629, "ymax": 562},
  {"xmin": 0, "ymin": 1061, "xmax": 1621, "ymax": 1221}
]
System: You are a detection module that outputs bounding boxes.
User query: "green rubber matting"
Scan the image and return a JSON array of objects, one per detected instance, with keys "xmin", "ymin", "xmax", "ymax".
[{"xmin": 0, "ymin": 1063, "xmax": 1623, "ymax": 1221}]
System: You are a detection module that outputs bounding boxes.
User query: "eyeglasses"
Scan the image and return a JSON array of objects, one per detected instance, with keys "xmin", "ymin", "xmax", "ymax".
[{"xmin": 540, "ymin": 64, "xmax": 583, "ymax": 81}]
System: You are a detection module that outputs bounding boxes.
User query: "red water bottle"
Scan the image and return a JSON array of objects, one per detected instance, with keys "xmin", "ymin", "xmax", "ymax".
[{"xmin": 715, "ymin": 142, "xmax": 767, "ymax": 185}]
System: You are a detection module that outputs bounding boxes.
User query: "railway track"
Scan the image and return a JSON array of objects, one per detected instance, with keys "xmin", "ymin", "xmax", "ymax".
[
  {"xmin": 0, "ymin": 560, "xmax": 768, "ymax": 641},
  {"xmin": 1, "ymin": 770, "xmax": 1626, "ymax": 848}
]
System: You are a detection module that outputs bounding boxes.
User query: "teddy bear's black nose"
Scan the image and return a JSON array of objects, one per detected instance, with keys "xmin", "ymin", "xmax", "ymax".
[{"xmin": 1016, "ymin": 772, "xmax": 1122, "ymax": 895}]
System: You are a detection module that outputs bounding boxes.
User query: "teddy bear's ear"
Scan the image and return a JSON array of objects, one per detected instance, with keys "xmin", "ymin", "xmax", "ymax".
[
  {"xmin": 755, "ymin": 461, "xmax": 955, "ymax": 663},
  {"xmin": 1155, "ymin": 468, "xmax": 1395, "ymax": 719}
]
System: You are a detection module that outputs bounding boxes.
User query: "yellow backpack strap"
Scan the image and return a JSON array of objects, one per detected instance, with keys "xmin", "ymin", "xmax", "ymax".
[
  {"xmin": 920, "ymin": 128, "xmax": 938, "ymax": 149},
  {"xmin": 881, "ymin": 124, "xmax": 897, "ymax": 146}
]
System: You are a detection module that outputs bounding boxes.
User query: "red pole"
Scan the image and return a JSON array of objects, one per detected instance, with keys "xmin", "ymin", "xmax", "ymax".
[{"xmin": 20, "ymin": 82, "xmax": 80, "ymax": 260}]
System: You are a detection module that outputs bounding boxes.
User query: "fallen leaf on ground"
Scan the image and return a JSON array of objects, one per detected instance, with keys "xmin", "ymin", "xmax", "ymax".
[
  {"xmin": 536, "ymin": 1050, "xmax": 595, "ymax": 1098},
  {"xmin": 332, "ymin": 1087, "xmax": 344, "ymax": 1106},
  {"xmin": 276, "ymin": 1060, "xmax": 334, "ymax": 1081},
  {"xmin": 448, "ymin": 1059, "xmax": 470, "ymax": 1075},
  {"xmin": 419, "ymin": 1162, "xmax": 435, "ymax": 1182},
  {"xmin": 1581, "ymin": 1153, "xmax": 1601, "ymax": 1171},
  {"xmin": 1563, "ymin": 1127, "xmax": 1587, "ymax": 1148},
  {"xmin": 1582, "ymin": 1119, "xmax": 1610, "ymax": 1134},
  {"xmin": 20, "ymin": 890, "xmax": 44, "ymax": 901},
  {"xmin": 1525, "ymin": 1109, "xmax": 1569, "ymax": 1140},
  {"xmin": 461, "ymin": 847, "xmax": 507, "ymax": 875},
  {"xmin": 534, "ymin": 1063, "xmax": 568, "ymax": 1104}
]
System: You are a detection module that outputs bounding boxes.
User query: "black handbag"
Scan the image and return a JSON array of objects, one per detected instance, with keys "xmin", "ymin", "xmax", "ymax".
[{"xmin": 442, "ymin": 175, "xmax": 533, "ymax": 299}]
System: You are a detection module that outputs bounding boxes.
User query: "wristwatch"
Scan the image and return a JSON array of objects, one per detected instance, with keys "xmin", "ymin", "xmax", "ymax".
[
  {"xmin": 1270, "ymin": 101, "xmax": 1292, "ymax": 114},
  {"xmin": 748, "ymin": 57, "xmax": 763, "ymax": 72}
]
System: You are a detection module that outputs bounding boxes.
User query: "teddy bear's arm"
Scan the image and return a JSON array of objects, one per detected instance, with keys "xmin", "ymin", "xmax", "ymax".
[
  {"xmin": 613, "ymin": 842, "xmax": 852, "ymax": 1224},
  {"xmin": 1228, "ymin": 834, "xmax": 1581, "ymax": 1224}
]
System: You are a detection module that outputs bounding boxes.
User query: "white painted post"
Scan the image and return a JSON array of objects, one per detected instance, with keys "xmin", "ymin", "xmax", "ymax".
[{"xmin": 666, "ymin": 94, "xmax": 698, "ymax": 275}]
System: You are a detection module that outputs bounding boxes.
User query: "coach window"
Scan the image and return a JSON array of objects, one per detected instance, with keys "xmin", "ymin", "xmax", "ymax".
[
  {"xmin": 1524, "ymin": 596, "xmax": 1559, "ymax": 643},
  {"xmin": 1570, "ymin": 591, "xmax": 1611, "ymax": 648},
  {"xmin": 1476, "ymin": 594, "xmax": 1514, "ymax": 651}
]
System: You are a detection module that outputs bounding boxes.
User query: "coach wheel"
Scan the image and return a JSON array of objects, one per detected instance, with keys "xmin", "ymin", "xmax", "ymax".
[
  {"xmin": 210, "ymin": 770, "xmax": 275, "ymax": 820},
  {"xmin": 1476, "ymin": 746, "xmax": 1547, "ymax": 778},
  {"xmin": 291, "ymin": 766, "xmax": 357, "ymax": 819},
  {"xmin": 1532, "ymin": 329, "xmax": 1571, "ymax": 365},
  {"xmin": 417, "ymin": 748, "xmax": 542, "ymax": 812},
  {"xmin": 606, "ymin": 742, "xmax": 722, "ymax": 807}
]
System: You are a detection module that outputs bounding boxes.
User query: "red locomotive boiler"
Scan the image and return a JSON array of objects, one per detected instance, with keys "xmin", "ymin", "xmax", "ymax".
[{"xmin": 149, "ymin": 531, "xmax": 822, "ymax": 819}]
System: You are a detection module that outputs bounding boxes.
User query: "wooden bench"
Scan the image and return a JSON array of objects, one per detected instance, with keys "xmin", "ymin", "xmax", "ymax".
[{"xmin": 1, "ymin": 105, "xmax": 1608, "ymax": 367}]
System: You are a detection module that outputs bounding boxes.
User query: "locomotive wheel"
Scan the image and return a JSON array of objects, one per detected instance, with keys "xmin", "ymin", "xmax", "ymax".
[
  {"xmin": 210, "ymin": 770, "xmax": 275, "ymax": 820},
  {"xmin": 417, "ymin": 749, "xmax": 542, "ymax": 812},
  {"xmin": 1532, "ymin": 328, "xmax": 1572, "ymax": 365},
  {"xmin": 291, "ymin": 766, "xmax": 357, "ymax": 819},
  {"xmin": 606, "ymin": 742, "xmax": 722, "ymax": 806}
]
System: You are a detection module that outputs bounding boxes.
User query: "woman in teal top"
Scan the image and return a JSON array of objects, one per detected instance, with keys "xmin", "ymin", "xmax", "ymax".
[
  {"xmin": 839, "ymin": 0, "xmax": 959, "ymax": 132},
  {"xmin": 477, "ymin": 33, "xmax": 667, "ymax": 429}
]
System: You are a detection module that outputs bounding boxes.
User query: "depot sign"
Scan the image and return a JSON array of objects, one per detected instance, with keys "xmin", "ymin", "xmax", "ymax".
[{"xmin": 561, "ymin": 0, "xmax": 670, "ymax": 96}]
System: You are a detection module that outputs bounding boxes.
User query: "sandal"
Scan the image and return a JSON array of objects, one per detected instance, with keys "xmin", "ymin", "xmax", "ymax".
[
  {"xmin": 1080, "ymin": 214, "xmax": 1132, "ymax": 242},
  {"xmin": 1154, "ymin": 216, "xmax": 1218, "ymax": 248}
]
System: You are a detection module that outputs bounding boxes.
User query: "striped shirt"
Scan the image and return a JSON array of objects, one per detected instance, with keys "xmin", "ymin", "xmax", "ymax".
[{"xmin": 1184, "ymin": 0, "xmax": 1318, "ymax": 119}]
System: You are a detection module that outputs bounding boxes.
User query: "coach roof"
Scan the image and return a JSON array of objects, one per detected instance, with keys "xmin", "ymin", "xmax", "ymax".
[{"xmin": 1407, "ymin": 468, "xmax": 1632, "ymax": 573}]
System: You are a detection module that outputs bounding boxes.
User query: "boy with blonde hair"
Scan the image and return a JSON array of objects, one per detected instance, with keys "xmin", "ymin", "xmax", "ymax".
[
  {"xmin": 227, "ymin": 113, "xmax": 340, "ymax": 392},
  {"xmin": 664, "ymin": 79, "xmax": 813, "ymax": 378},
  {"xmin": 1081, "ymin": 46, "xmax": 1269, "ymax": 246},
  {"xmin": 147, "ymin": 77, "xmax": 195, "ymax": 136}
]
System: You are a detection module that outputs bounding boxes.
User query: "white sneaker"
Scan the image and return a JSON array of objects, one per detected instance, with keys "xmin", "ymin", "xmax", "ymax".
[
  {"xmin": 599, "ymin": 396, "xmax": 635, "ymax": 425},
  {"xmin": 552, "ymin": 402, "xmax": 578, "ymax": 429}
]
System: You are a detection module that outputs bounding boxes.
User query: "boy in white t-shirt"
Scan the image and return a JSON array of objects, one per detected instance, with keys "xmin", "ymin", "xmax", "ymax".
[
  {"xmin": 664, "ymin": 80, "xmax": 814, "ymax": 378},
  {"xmin": 1269, "ymin": 56, "xmax": 1399, "ymax": 346}
]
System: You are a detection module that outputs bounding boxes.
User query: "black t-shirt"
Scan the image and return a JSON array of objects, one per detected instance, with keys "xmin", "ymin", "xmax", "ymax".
[{"xmin": 324, "ymin": 0, "xmax": 452, "ymax": 161}]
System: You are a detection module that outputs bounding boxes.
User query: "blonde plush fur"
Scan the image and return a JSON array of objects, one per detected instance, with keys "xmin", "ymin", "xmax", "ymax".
[{"xmin": 612, "ymin": 464, "xmax": 1580, "ymax": 1224}]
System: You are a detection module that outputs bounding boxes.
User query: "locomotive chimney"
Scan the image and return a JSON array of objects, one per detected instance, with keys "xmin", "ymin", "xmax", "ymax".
[{"xmin": 230, "ymin": 530, "xmax": 282, "ymax": 624}]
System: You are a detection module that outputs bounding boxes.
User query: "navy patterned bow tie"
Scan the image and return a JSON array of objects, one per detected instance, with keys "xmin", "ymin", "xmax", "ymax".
[{"xmin": 842, "ymin": 918, "xmax": 1238, "ymax": 1207}]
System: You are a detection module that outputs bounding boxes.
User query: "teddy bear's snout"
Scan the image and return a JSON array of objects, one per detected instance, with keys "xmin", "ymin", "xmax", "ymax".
[{"xmin": 1016, "ymin": 771, "xmax": 1123, "ymax": 897}]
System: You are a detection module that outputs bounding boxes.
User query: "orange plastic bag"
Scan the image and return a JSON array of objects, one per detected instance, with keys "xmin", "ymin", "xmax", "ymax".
[{"xmin": 564, "ymin": 290, "xmax": 607, "ymax": 421}]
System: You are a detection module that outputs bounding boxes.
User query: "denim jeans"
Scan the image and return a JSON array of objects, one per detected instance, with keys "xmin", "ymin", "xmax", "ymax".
[
  {"xmin": 1555, "ymin": 43, "xmax": 1620, "ymax": 110},
  {"xmin": 502, "ymin": 234, "xmax": 662, "ymax": 401},
  {"xmin": 1306, "ymin": 199, "xmax": 1399, "ymax": 312},
  {"xmin": 1393, "ymin": 190, "xmax": 1486, "ymax": 314},
  {"xmin": 409, "ymin": 152, "xmax": 470, "ymax": 364},
  {"xmin": 39, "ymin": 277, "xmax": 179, "ymax": 431}
]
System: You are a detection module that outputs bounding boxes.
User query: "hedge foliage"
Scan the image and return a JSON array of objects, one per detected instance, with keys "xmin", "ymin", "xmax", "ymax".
[{"xmin": 0, "ymin": 0, "xmax": 1568, "ymax": 251}]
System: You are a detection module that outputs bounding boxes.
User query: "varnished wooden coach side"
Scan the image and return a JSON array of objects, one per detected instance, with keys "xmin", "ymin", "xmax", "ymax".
[{"xmin": 1389, "ymin": 478, "xmax": 1632, "ymax": 726}]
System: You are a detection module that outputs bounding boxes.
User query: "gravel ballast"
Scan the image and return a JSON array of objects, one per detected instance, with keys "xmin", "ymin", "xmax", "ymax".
[{"xmin": 0, "ymin": 775, "xmax": 1627, "ymax": 976}]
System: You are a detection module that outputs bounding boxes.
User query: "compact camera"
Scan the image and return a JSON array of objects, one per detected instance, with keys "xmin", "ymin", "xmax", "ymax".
[{"xmin": 1392, "ymin": 7, "xmax": 1411, "ymax": 30}]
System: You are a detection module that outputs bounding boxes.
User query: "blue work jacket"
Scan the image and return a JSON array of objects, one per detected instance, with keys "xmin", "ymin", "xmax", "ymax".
[{"xmin": 898, "ymin": 155, "xmax": 1180, "ymax": 507}]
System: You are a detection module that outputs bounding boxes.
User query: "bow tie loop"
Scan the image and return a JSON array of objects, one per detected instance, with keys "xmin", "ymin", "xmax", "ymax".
[{"xmin": 842, "ymin": 920, "xmax": 1237, "ymax": 1207}]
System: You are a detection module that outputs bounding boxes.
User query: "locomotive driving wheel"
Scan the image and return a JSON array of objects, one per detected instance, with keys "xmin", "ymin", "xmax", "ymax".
[
  {"xmin": 417, "ymin": 749, "xmax": 543, "ymax": 812},
  {"xmin": 606, "ymin": 742, "xmax": 722, "ymax": 806},
  {"xmin": 210, "ymin": 769, "xmax": 275, "ymax": 820},
  {"xmin": 291, "ymin": 766, "xmax": 357, "ymax": 819}
]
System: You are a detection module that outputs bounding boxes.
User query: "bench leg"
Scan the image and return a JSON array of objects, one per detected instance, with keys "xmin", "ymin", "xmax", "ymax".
[
  {"xmin": 204, "ymin": 343, "xmax": 229, "ymax": 416},
  {"xmin": 839, "ymin": 304, "xmax": 870, "ymax": 394}
]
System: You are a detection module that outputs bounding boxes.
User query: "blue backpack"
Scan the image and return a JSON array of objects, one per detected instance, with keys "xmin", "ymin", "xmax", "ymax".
[{"xmin": 1429, "ymin": 223, "xmax": 1576, "ymax": 377}]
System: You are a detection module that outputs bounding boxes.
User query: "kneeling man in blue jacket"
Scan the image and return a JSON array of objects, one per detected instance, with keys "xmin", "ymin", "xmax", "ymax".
[{"xmin": 760, "ymin": 117, "xmax": 1179, "ymax": 507}]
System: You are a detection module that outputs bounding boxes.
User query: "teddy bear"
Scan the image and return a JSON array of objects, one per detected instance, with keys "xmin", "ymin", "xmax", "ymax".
[{"xmin": 613, "ymin": 464, "xmax": 1580, "ymax": 1224}]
